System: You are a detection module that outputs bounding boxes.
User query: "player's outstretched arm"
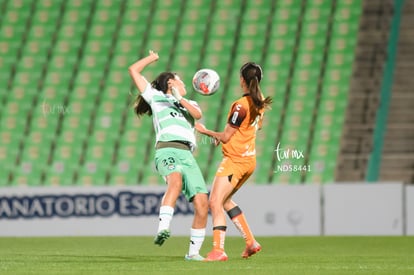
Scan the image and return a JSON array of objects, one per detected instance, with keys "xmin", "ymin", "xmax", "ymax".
[
  {"xmin": 128, "ymin": 50, "xmax": 159, "ymax": 93},
  {"xmin": 195, "ymin": 122, "xmax": 236, "ymax": 144}
]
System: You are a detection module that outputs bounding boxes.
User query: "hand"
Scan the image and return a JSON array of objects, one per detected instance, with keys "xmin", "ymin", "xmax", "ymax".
[
  {"xmin": 213, "ymin": 137, "xmax": 221, "ymax": 146},
  {"xmin": 171, "ymin": 87, "xmax": 182, "ymax": 101},
  {"xmin": 148, "ymin": 50, "xmax": 159, "ymax": 62}
]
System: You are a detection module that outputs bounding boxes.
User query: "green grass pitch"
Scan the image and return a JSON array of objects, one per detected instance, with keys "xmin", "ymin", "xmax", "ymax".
[{"xmin": 0, "ymin": 236, "xmax": 413, "ymax": 275}]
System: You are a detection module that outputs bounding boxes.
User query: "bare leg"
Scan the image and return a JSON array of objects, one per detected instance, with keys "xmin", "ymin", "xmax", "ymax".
[
  {"xmin": 154, "ymin": 172, "xmax": 183, "ymax": 246},
  {"xmin": 207, "ymin": 176, "xmax": 233, "ymax": 254},
  {"xmin": 191, "ymin": 193, "xmax": 208, "ymax": 229},
  {"xmin": 162, "ymin": 172, "xmax": 183, "ymax": 207},
  {"xmin": 209, "ymin": 176, "xmax": 234, "ymax": 228},
  {"xmin": 186, "ymin": 192, "xmax": 208, "ymax": 257}
]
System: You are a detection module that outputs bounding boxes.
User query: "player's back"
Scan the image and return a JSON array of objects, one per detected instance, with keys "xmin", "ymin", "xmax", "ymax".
[{"xmin": 222, "ymin": 95, "xmax": 264, "ymax": 161}]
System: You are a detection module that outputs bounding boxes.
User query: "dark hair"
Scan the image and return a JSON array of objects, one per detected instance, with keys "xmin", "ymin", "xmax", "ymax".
[
  {"xmin": 133, "ymin": 72, "xmax": 176, "ymax": 117},
  {"xmin": 240, "ymin": 62, "xmax": 272, "ymax": 111}
]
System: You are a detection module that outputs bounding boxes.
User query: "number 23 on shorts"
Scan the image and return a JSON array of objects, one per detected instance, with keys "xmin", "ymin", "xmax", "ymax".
[{"xmin": 162, "ymin": 157, "xmax": 176, "ymax": 170}]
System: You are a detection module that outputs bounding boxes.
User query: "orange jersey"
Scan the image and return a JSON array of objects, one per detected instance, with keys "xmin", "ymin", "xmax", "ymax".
[{"xmin": 221, "ymin": 94, "xmax": 264, "ymax": 161}]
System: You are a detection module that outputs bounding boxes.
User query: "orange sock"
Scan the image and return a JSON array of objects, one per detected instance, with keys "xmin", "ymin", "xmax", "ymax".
[
  {"xmin": 227, "ymin": 206, "xmax": 255, "ymax": 245},
  {"xmin": 212, "ymin": 226, "xmax": 227, "ymax": 251}
]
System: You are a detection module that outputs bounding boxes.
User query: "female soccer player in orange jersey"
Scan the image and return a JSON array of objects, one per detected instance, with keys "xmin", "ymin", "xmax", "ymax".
[{"xmin": 195, "ymin": 62, "xmax": 272, "ymax": 261}]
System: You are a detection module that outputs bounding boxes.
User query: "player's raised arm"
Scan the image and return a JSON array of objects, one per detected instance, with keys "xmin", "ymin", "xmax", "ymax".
[
  {"xmin": 168, "ymin": 77, "xmax": 202, "ymax": 120},
  {"xmin": 128, "ymin": 50, "xmax": 159, "ymax": 93},
  {"xmin": 180, "ymin": 99, "xmax": 203, "ymax": 120},
  {"xmin": 174, "ymin": 92, "xmax": 202, "ymax": 120}
]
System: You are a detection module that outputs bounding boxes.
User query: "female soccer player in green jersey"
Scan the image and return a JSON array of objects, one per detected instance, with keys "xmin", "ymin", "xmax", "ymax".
[{"xmin": 128, "ymin": 50, "xmax": 208, "ymax": 261}]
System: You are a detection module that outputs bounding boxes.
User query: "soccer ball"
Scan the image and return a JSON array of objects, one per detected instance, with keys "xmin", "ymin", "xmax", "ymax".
[{"xmin": 192, "ymin": 68, "xmax": 220, "ymax": 95}]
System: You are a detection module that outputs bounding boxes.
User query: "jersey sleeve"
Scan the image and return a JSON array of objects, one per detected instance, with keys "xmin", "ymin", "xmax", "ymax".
[
  {"xmin": 141, "ymin": 83, "xmax": 164, "ymax": 104},
  {"xmin": 228, "ymin": 102, "xmax": 247, "ymax": 128}
]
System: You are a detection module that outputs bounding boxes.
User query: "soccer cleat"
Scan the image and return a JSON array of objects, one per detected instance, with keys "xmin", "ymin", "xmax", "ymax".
[
  {"xmin": 184, "ymin": 254, "xmax": 205, "ymax": 261},
  {"xmin": 154, "ymin": 229, "xmax": 170, "ymax": 246},
  {"xmin": 204, "ymin": 250, "xmax": 228, "ymax": 262},
  {"xmin": 241, "ymin": 241, "xmax": 262, "ymax": 259}
]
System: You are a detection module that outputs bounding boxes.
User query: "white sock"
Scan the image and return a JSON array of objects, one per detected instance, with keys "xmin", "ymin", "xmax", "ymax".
[
  {"xmin": 157, "ymin": 205, "xmax": 174, "ymax": 233},
  {"xmin": 188, "ymin": 228, "xmax": 206, "ymax": 256}
]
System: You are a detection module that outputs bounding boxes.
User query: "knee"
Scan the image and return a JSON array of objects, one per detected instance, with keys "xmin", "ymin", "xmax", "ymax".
[{"xmin": 208, "ymin": 196, "xmax": 222, "ymax": 213}]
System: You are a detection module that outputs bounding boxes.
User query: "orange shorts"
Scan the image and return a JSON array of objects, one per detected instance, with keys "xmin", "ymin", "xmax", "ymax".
[{"xmin": 216, "ymin": 157, "xmax": 256, "ymax": 190}]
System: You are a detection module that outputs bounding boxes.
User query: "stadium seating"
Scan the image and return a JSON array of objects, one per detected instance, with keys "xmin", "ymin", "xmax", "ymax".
[
  {"xmin": 0, "ymin": 0, "xmax": 362, "ymax": 186},
  {"xmin": 306, "ymin": 0, "xmax": 362, "ymax": 183}
]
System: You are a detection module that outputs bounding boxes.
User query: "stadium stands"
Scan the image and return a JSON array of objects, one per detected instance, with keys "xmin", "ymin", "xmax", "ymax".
[
  {"xmin": 337, "ymin": 0, "xmax": 414, "ymax": 183},
  {"xmin": 335, "ymin": 0, "xmax": 393, "ymax": 182},
  {"xmin": 0, "ymin": 0, "xmax": 365, "ymax": 186}
]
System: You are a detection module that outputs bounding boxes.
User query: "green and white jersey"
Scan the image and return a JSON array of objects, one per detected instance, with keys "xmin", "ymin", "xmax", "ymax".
[{"xmin": 141, "ymin": 83, "xmax": 198, "ymax": 148}]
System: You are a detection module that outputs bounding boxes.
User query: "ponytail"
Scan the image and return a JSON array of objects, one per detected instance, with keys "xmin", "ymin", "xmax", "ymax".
[
  {"xmin": 240, "ymin": 62, "xmax": 272, "ymax": 111},
  {"xmin": 133, "ymin": 94, "xmax": 152, "ymax": 117}
]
